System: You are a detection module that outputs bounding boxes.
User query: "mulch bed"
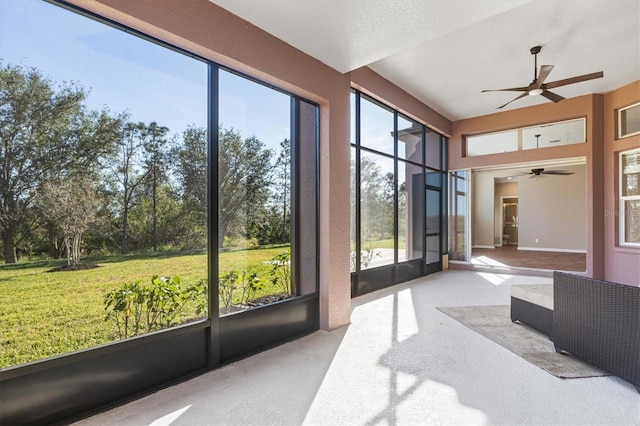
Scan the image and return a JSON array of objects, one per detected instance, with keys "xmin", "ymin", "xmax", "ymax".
[
  {"xmin": 248, "ymin": 292, "xmax": 291, "ymax": 306},
  {"xmin": 47, "ymin": 263, "xmax": 100, "ymax": 273}
]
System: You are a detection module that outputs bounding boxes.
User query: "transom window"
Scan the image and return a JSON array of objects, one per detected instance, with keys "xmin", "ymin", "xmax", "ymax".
[{"xmin": 466, "ymin": 118, "xmax": 586, "ymax": 157}]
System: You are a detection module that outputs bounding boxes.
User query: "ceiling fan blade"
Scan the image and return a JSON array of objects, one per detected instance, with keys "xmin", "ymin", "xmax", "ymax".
[
  {"xmin": 497, "ymin": 92, "xmax": 528, "ymax": 109},
  {"xmin": 534, "ymin": 65, "xmax": 554, "ymax": 88},
  {"xmin": 541, "ymin": 90, "xmax": 565, "ymax": 103},
  {"xmin": 544, "ymin": 71, "xmax": 604, "ymax": 89},
  {"xmin": 482, "ymin": 86, "xmax": 529, "ymax": 93},
  {"xmin": 542, "ymin": 170, "xmax": 574, "ymax": 175}
]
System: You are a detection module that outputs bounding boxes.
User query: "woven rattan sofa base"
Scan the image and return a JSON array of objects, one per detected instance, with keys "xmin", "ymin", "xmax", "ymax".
[
  {"xmin": 553, "ymin": 271, "xmax": 640, "ymax": 392},
  {"xmin": 511, "ymin": 296, "xmax": 553, "ymax": 337}
]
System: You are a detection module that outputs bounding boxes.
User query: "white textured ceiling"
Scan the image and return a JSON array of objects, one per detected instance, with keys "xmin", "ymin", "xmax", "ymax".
[{"xmin": 210, "ymin": 0, "xmax": 640, "ymax": 121}]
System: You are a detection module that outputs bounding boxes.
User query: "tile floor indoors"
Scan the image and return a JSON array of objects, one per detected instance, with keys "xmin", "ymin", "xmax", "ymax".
[
  {"xmin": 75, "ymin": 270, "xmax": 639, "ymax": 426},
  {"xmin": 471, "ymin": 246, "xmax": 587, "ymax": 272}
]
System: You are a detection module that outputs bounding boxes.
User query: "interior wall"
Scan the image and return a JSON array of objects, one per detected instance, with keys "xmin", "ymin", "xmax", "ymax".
[
  {"xmin": 472, "ymin": 172, "xmax": 495, "ymax": 248},
  {"xmin": 518, "ymin": 164, "xmax": 586, "ymax": 252},
  {"xmin": 474, "ymin": 167, "xmax": 586, "ymax": 252},
  {"xmin": 604, "ymin": 80, "xmax": 640, "ymax": 286}
]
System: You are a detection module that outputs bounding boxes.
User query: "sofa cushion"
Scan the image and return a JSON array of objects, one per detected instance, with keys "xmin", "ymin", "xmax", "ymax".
[{"xmin": 511, "ymin": 284, "xmax": 553, "ymax": 310}]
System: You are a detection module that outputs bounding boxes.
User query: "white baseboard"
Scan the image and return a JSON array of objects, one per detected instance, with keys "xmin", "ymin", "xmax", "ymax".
[
  {"xmin": 473, "ymin": 245, "xmax": 495, "ymax": 249},
  {"xmin": 517, "ymin": 247, "xmax": 587, "ymax": 254}
]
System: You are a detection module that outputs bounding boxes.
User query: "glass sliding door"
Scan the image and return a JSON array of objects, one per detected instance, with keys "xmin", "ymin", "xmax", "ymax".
[
  {"xmin": 398, "ymin": 161, "xmax": 424, "ymax": 263},
  {"xmin": 426, "ymin": 188, "xmax": 442, "ymax": 265},
  {"xmin": 398, "ymin": 114, "xmax": 424, "ymax": 265},
  {"xmin": 425, "ymin": 166, "xmax": 443, "ymax": 271},
  {"xmin": 448, "ymin": 170, "xmax": 470, "ymax": 262}
]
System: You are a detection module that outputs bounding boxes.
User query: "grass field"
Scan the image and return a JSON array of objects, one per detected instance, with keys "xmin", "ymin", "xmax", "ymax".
[
  {"xmin": 0, "ymin": 246, "xmax": 289, "ymax": 368},
  {"xmin": 360, "ymin": 238, "xmax": 404, "ymax": 249}
]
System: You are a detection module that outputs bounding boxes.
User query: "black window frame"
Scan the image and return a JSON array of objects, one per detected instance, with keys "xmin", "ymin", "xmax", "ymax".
[
  {"xmin": 1, "ymin": 2, "xmax": 321, "ymax": 423},
  {"xmin": 350, "ymin": 90, "xmax": 448, "ymax": 297}
]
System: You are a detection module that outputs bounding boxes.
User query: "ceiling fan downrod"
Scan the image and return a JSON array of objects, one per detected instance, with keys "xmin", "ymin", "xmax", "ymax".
[{"xmin": 531, "ymin": 45, "xmax": 541, "ymax": 82}]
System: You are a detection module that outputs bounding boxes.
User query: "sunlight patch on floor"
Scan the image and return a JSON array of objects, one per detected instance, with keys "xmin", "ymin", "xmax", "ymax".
[
  {"xmin": 149, "ymin": 405, "xmax": 192, "ymax": 426},
  {"xmin": 476, "ymin": 272, "xmax": 513, "ymax": 285},
  {"xmin": 396, "ymin": 288, "xmax": 419, "ymax": 343},
  {"xmin": 472, "ymin": 255, "xmax": 509, "ymax": 268}
]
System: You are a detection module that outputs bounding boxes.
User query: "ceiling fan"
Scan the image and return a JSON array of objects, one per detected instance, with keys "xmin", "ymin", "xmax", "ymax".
[
  {"xmin": 526, "ymin": 168, "xmax": 574, "ymax": 178},
  {"xmin": 482, "ymin": 46, "xmax": 604, "ymax": 109}
]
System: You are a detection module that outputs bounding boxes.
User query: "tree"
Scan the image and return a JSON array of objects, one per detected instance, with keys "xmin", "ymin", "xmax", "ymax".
[
  {"xmin": 217, "ymin": 128, "xmax": 273, "ymax": 248},
  {"xmin": 36, "ymin": 177, "xmax": 101, "ymax": 266},
  {"xmin": 125, "ymin": 183, "xmax": 192, "ymax": 251},
  {"xmin": 381, "ymin": 171, "xmax": 395, "ymax": 238},
  {"xmin": 273, "ymin": 138, "xmax": 291, "ymax": 243},
  {"xmin": 113, "ymin": 122, "xmax": 152, "ymax": 254},
  {"xmin": 359, "ymin": 156, "xmax": 394, "ymax": 241},
  {"xmin": 43, "ymin": 108, "xmax": 122, "ymax": 258},
  {"xmin": 174, "ymin": 126, "xmax": 207, "ymax": 227},
  {"xmin": 0, "ymin": 63, "xmax": 120, "ymax": 263},
  {"xmin": 141, "ymin": 121, "xmax": 169, "ymax": 252}
]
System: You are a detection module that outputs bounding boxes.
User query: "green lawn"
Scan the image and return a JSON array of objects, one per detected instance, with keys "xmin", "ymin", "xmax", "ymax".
[
  {"xmin": 0, "ymin": 247, "xmax": 288, "ymax": 368},
  {"xmin": 361, "ymin": 238, "xmax": 404, "ymax": 249}
]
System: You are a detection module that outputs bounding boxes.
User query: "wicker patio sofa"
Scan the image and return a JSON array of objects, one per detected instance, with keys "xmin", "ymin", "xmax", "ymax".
[
  {"xmin": 510, "ymin": 284, "xmax": 553, "ymax": 336},
  {"xmin": 553, "ymin": 271, "xmax": 640, "ymax": 391}
]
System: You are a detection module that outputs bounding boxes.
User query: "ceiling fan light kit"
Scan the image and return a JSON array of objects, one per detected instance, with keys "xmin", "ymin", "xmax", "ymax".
[{"xmin": 482, "ymin": 45, "xmax": 604, "ymax": 109}]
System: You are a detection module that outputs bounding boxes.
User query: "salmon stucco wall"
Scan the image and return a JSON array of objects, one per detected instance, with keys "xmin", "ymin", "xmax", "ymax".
[
  {"xmin": 350, "ymin": 67, "xmax": 452, "ymax": 137},
  {"xmin": 603, "ymin": 80, "xmax": 640, "ymax": 286},
  {"xmin": 450, "ymin": 95, "xmax": 605, "ymax": 279}
]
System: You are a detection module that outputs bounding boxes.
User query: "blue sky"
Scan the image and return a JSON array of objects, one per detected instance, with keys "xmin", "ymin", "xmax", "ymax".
[{"xmin": 0, "ymin": 0, "xmax": 289, "ymax": 151}]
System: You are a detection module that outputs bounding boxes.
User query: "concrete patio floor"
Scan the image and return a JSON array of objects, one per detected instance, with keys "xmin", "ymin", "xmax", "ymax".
[{"xmin": 75, "ymin": 270, "xmax": 640, "ymax": 425}]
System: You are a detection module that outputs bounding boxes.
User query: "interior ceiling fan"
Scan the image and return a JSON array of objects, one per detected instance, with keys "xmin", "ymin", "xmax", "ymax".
[
  {"xmin": 482, "ymin": 46, "xmax": 604, "ymax": 109},
  {"xmin": 524, "ymin": 168, "xmax": 574, "ymax": 178}
]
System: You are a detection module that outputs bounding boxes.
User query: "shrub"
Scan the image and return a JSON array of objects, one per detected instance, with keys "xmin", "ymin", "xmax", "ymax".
[
  {"xmin": 104, "ymin": 275, "xmax": 206, "ymax": 339},
  {"xmin": 270, "ymin": 250, "xmax": 292, "ymax": 295},
  {"xmin": 350, "ymin": 247, "xmax": 380, "ymax": 270},
  {"xmin": 219, "ymin": 269, "xmax": 264, "ymax": 313}
]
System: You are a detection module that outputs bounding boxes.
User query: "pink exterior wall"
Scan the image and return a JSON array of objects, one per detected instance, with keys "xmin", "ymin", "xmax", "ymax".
[
  {"xmin": 449, "ymin": 95, "xmax": 597, "ymax": 170},
  {"xmin": 604, "ymin": 81, "xmax": 640, "ymax": 286},
  {"xmin": 68, "ymin": 0, "xmax": 353, "ymax": 329},
  {"xmin": 451, "ymin": 84, "xmax": 640, "ymax": 286},
  {"xmin": 350, "ymin": 67, "xmax": 452, "ymax": 137},
  {"xmin": 450, "ymin": 95, "xmax": 606, "ymax": 279}
]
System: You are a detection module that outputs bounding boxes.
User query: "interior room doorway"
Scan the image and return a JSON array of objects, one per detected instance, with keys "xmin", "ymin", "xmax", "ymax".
[
  {"xmin": 457, "ymin": 159, "xmax": 588, "ymax": 273},
  {"xmin": 501, "ymin": 196, "xmax": 518, "ymax": 247}
]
